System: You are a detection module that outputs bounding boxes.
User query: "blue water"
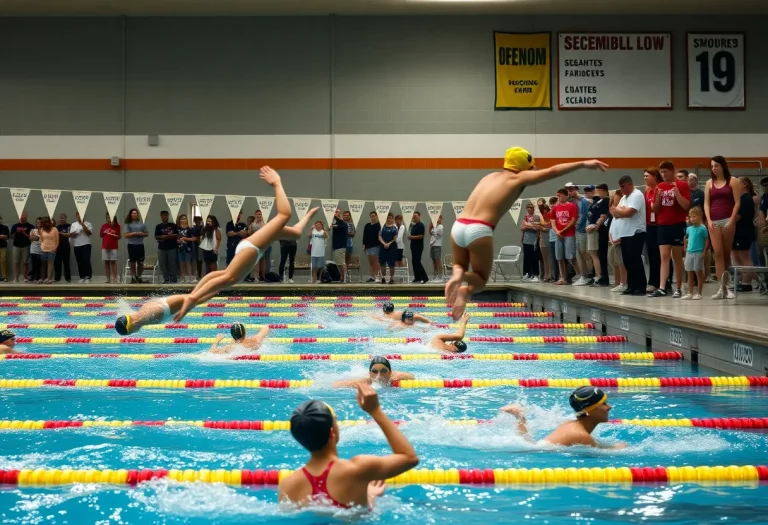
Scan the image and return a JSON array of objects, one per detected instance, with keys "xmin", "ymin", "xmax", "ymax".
[{"xmin": 1, "ymin": 297, "xmax": 767, "ymax": 524}]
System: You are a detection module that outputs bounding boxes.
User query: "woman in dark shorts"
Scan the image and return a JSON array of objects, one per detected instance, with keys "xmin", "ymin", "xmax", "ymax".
[
  {"xmin": 378, "ymin": 213, "xmax": 399, "ymax": 284},
  {"xmin": 732, "ymin": 177, "xmax": 758, "ymax": 289},
  {"xmin": 198, "ymin": 215, "xmax": 222, "ymax": 274},
  {"xmin": 124, "ymin": 208, "xmax": 148, "ymax": 283}
]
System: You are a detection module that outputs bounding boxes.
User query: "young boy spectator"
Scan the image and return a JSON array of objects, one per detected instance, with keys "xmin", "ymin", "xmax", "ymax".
[{"xmin": 552, "ymin": 189, "xmax": 578, "ymax": 285}]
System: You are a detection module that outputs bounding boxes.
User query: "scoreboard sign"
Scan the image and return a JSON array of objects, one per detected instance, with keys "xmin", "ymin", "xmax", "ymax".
[
  {"xmin": 558, "ymin": 32, "xmax": 672, "ymax": 109},
  {"xmin": 687, "ymin": 33, "xmax": 745, "ymax": 109}
]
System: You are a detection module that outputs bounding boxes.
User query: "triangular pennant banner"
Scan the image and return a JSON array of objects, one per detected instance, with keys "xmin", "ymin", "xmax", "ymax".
[
  {"xmin": 195, "ymin": 194, "xmax": 216, "ymax": 222},
  {"xmin": 451, "ymin": 201, "xmax": 466, "ymax": 218},
  {"xmin": 509, "ymin": 200, "xmax": 523, "ymax": 223},
  {"xmin": 103, "ymin": 192, "xmax": 123, "ymax": 222},
  {"xmin": 374, "ymin": 201, "xmax": 392, "ymax": 225},
  {"xmin": 164, "ymin": 193, "xmax": 185, "ymax": 221},
  {"xmin": 41, "ymin": 189, "xmax": 61, "ymax": 218},
  {"xmin": 226, "ymin": 195, "xmax": 245, "ymax": 224},
  {"xmin": 10, "ymin": 188, "xmax": 30, "ymax": 221},
  {"xmin": 346, "ymin": 200, "xmax": 366, "ymax": 227},
  {"xmin": 399, "ymin": 202, "xmax": 417, "ymax": 228},
  {"xmin": 426, "ymin": 202, "xmax": 443, "ymax": 227},
  {"xmin": 257, "ymin": 196, "xmax": 275, "ymax": 223},
  {"xmin": 321, "ymin": 199, "xmax": 339, "ymax": 226},
  {"xmin": 71, "ymin": 191, "xmax": 92, "ymax": 219},
  {"xmin": 134, "ymin": 192, "xmax": 154, "ymax": 222},
  {"xmin": 529, "ymin": 198, "xmax": 538, "ymax": 208},
  {"xmin": 292, "ymin": 198, "xmax": 313, "ymax": 220}
]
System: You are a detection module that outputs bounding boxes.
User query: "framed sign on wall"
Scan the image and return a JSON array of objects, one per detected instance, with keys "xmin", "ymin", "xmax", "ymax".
[
  {"xmin": 687, "ymin": 33, "xmax": 745, "ymax": 109},
  {"xmin": 557, "ymin": 32, "xmax": 672, "ymax": 109}
]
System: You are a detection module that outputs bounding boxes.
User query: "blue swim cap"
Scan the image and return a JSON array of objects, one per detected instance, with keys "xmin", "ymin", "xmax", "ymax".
[
  {"xmin": 569, "ymin": 387, "xmax": 607, "ymax": 416},
  {"xmin": 382, "ymin": 302, "xmax": 395, "ymax": 314},
  {"xmin": 401, "ymin": 310, "xmax": 414, "ymax": 322},
  {"xmin": 115, "ymin": 315, "xmax": 131, "ymax": 336},
  {"xmin": 230, "ymin": 323, "xmax": 246, "ymax": 341},
  {"xmin": 454, "ymin": 341, "xmax": 467, "ymax": 353}
]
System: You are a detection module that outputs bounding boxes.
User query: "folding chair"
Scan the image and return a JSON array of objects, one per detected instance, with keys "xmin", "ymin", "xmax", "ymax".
[
  {"xmin": 443, "ymin": 254, "xmax": 453, "ymax": 279},
  {"xmin": 491, "ymin": 246, "xmax": 522, "ymax": 282},
  {"xmin": 393, "ymin": 258, "xmax": 411, "ymax": 283},
  {"xmin": 346, "ymin": 254, "xmax": 362, "ymax": 282},
  {"xmin": 123, "ymin": 254, "xmax": 158, "ymax": 283}
]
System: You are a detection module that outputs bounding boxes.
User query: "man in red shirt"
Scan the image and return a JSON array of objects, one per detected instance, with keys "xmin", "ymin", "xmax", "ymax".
[
  {"xmin": 649, "ymin": 160, "xmax": 690, "ymax": 298},
  {"xmin": 552, "ymin": 188, "xmax": 579, "ymax": 285}
]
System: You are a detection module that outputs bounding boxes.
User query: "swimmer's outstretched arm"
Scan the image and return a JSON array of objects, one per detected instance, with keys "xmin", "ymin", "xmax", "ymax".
[
  {"xmin": 277, "ymin": 207, "xmax": 319, "ymax": 240},
  {"xmin": 414, "ymin": 314, "xmax": 431, "ymax": 324},
  {"xmin": 392, "ymin": 371, "xmax": 414, "ymax": 381},
  {"xmin": 208, "ymin": 333, "xmax": 227, "ymax": 353},
  {"xmin": 333, "ymin": 378, "xmax": 369, "ymax": 388},
  {"xmin": 248, "ymin": 326, "xmax": 270, "ymax": 347},
  {"xmin": 518, "ymin": 160, "xmax": 608, "ymax": 186},
  {"xmin": 434, "ymin": 313, "xmax": 469, "ymax": 343},
  {"xmin": 172, "ymin": 167, "xmax": 291, "ymax": 322},
  {"xmin": 0, "ymin": 345, "xmax": 20, "ymax": 355},
  {"xmin": 499, "ymin": 404, "xmax": 536, "ymax": 443}
]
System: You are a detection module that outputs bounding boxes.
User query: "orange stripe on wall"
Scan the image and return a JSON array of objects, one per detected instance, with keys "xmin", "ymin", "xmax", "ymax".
[{"xmin": 0, "ymin": 158, "xmax": 763, "ymax": 171}]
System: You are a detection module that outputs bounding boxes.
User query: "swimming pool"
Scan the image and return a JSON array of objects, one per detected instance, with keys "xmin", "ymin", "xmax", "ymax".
[{"xmin": 1, "ymin": 293, "xmax": 767, "ymax": 525}]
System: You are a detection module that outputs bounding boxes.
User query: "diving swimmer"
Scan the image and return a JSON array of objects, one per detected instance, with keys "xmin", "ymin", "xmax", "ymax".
[
  {"xmin": 0, "ymin": 330, "xmax": 20, "ymax": 354},
  {"xmin": 500, "ymin": 387, "xmax": 626, "ymax": 449},
  {"xmin": 208, "ymin": 323, "xmax": 270, "ymax": 354},
  {"xmin": 379, "ymin": 302, "xmax": 431, "ymax": 327},
  {"xmin": 278, "ymin": 382, "xmax": 419, "ymax": 510},
  {"xmin": 333, "ymin": 356, "xmax": 414, "ymax": 388},
  {"xmin": 114, "ymin": 166, "xmax": 319, "ymax": 335},
  {"xmin": 446, "ymin": 148, "xmax": 609, "ymax": 319},
  {"xmin": 430, "ymin": 313, "xmax": 470, "ymax": 353}
]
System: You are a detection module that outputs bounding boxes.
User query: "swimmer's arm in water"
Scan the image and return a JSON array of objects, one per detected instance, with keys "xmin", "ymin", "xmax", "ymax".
[
  {"xmin": 414, "ymin": 314, "xmax": 431, "ymax": 324},
  {"xmin": 349, "ymin": 383, "xmax": 419, "ymax": 481},
  {"xmin": 434, "ymin": 313, "xmax": 470, "ymax": 345},
  {"xmin": 517, "ymin": 160, "xmax": 608, "ymax": 187},
  {"xmin": 392, "ymin": 372, "xmax": 415, "ymax": 381},
  {"xmin": 499, "ymin": 404, "xmax": 536, "ymax": 443},
  {"xmin": 208, "ymin": 334, "xmax": 233, "ymax": 354},
  {"xmin": 246, "ymin": 327, "xmax": 270, "ymax": 348},
  {"xmin": 0, "ymin": 344, "xmax": 20, "ymax": 355},
  {"xmin": 333, "ymin": 378, "xmax": 370, "ymax": 388}
]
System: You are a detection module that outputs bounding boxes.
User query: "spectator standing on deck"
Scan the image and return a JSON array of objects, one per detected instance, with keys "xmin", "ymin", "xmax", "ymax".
[
  {"xmin": 567, "ymin": 183, "xmax": 594, "ymax": 285},
  {"xmin": 520, "ymin": 203, "xmax": 540, "ymax": 283},
  {"xmin": 225, "ymin": 212, "xmax": 248, "ymax": 267},
  {"xmin": 362, "ymin": 211, "xmax": 381, "ymax": 283},
  {"xmin": 409, "ymin": 211, "xmax": 429, "ymax": 284},
  {"xmin": 552, "ymin": 189, "xmax": 578, "ymax": 286},
  {"xmin": 54, "ymin": 213, "xmax": 72, "ymax": 283},
  {"xmin": 343, "ymin": 210, "xmax": 355, "ymax": 277},
  {"xmin": 155, "ymin": 210, "xmax": 179, "ymax": 284},
  {"xmin": 537, "ymin": 200, "xmax": 553, "ymax": 283},
  {"xmin": 100, "ymin": 212, "xmax": 121, "ymax": 284},
  {"xmin": 610, "ymin": 175, "xmax": 647, "ymax": 296},
  {"xmin": 587, "ymin": 184, "xmax": 610, "ymax": 286},
  {"xmin": 125, "ymin": 208, "xmax": 148, "ymax": 284},
  {"xmin": 644, "ymin": 168, "xmax": 663, "ymax": 294},
  {"xmin": 0, "ymin": 216, "xmax": 9, "ymax": 282},
  {"xmin": 10, "ymin": 212, "xmax": 33, "ymax": 283},
  {"xmin": 732, "ymin": 177, "xmax": 759, "ymax": 290},
  {"xmin": 704, "ymin": 156, "xmax": 741, "ymax": 299},
  {"xmin": 429, "ymin": 215, "xmax": 444, "ymax": 282},
  {"xmin": 331, "ymin": 208, "xmax": 348, "ymax": 284}
]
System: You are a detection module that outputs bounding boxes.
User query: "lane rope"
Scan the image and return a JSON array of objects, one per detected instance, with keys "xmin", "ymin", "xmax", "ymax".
[
  {"xmin": 0, "ymin": 296, "xmax": 496, "ymax": 302},
  {"xmin": 3, "ymin": 311, "xmax": 555, "ymax": 318},
  {"xmin": 0, "ymin": 465, "xmax": 765, "ymax": 486},
  {"xmin": 0, "ymin": 351, "xmax": 676, "ymax": 361},
  {"xmin": 1, "ymin": 375, "xmax": 764, "ymax": 389},
  {"xmin": 2, "ymin": 302, "xmax": 528, "ymax": 309},
  {"xmin": 0, "ymin": 322, "xmax": 595, "ymax": 331}
]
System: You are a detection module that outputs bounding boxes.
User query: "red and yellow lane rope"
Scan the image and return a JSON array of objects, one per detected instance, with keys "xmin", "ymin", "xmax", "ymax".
[
  {"xmin": 0, "ymin": 322, "xmax": 595, "ymax": 331},
  {"xmin": 1, "ymin": 301, "xmax": 528, "ymax": 309}
]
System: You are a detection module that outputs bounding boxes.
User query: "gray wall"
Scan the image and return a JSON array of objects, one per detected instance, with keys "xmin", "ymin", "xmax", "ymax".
[{"xmin": 1, "ymin": 15, "xmax": 766, "ymax": 277}]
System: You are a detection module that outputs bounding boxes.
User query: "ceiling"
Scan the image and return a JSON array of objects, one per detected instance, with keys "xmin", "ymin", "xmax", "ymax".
[{"xmin": 0, "ymin": 0, "xmax": 766, "ymax": 16}]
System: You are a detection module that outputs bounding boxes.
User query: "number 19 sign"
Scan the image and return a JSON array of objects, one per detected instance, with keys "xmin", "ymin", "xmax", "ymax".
[{"xmin": 687, "ymin": 33, "xmax": 745, "ymax": 109}]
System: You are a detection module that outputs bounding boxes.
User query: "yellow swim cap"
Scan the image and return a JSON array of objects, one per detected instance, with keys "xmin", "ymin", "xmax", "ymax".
[{"xmin": 504, "ymin": 147, "xmax": 535, "ymax": 172}]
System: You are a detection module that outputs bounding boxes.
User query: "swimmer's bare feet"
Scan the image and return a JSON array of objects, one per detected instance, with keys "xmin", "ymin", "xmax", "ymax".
[
  {"xmin": 444, "ymin": 266, "xmax": 464, "ymax": 306},
  {"xmin": 367, "ymin": 479, "xmax": 386, "ymax": 507},
  {"xmin": 451, "ymin": 284, "xmax": 469, "ymax": 321}
]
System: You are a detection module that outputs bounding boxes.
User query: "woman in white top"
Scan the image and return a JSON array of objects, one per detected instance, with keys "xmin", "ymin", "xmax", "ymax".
[
  {"xmin": 309, "ymin": 220, "xmax": 327, "ymax": 283},
  {"xmin": 429, "ymin": 215, "xmax": 444, "ymax": 282},
  {"xmin": 28, "ymin": 217, "xmax": 42, "ymax": 282},
  {"xmin": 198, "ymin": 215, "xmax": 222, "ymax": 275},
  {"xmin": 395, "ymin": 214, "xmax": 406, "ymax": 268},
  {"xmin": 69, "ymin": 212, "xmax": 93, "ymax": 283}
]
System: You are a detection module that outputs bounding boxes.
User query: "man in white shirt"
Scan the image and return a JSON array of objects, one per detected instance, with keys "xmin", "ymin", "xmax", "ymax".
[
  {"xmin": 610, "ymin": 175, "xmax": 647, "ymax": 296},
  {"xmin": 429, "ymin": 215, "xmax": 444, "ymax": 282},
  {"xmin": 68, "ymin": 212, "xmax": 93, "ymax": 283}
]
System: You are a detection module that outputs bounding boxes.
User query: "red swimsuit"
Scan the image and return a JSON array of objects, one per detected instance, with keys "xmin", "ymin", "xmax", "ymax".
[{"xmin": 301, "ymin": 461, "xmax": 350, "ymax": 508}]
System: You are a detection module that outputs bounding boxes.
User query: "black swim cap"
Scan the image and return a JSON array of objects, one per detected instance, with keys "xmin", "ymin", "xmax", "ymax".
[
  {"xmin": 569, "ymin": 387, "xmax": 607, "ymax": 416},
  {"xmin": 454, "ymin": 341, "xmax": 467, "ymax": 353},
  {"xmin": 230, "ymin": 323, "xmax": 246, "ymax": 341},
  {"xmin": 0, "ymin": 329, "xmax": 15, "ymax": 344},
  {"xmin": 401, "ymin": 310, "xmax": 414, "ymax": 322},
  {"xmin": 369, "ymin": 355, "xmax": 391, "ymax": 372},
  {"xmin": 290, "ymin": 400, "xmax": 335, "ymax": 451},
  {"xmin": 382, "ymin": 302, "xmax": 395, "ymax": 314},
  {"xmin": 114, "ymin": 315, "xmax": 131, "ymax": 336}
]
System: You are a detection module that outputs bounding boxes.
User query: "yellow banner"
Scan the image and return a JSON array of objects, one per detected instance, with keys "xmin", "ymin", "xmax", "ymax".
[{"xmin": 494, "ymin": 32, "xmax": 551, "ymax": 110}]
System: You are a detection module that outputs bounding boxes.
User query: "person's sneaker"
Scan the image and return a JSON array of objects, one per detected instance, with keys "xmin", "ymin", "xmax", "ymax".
[
  {"xmin": 705, "ymin": 274, "xmax": 716, "ymax": 283},
  {"xmin": 611, "ymin": 284, "xmax": 625, "ymax": 293},
  {"xmin": 573, "ymin": 277, "xmax": 588, "ymax": 286},
  {"xmin": 672, "ymin": 289, "xmax": 682, "ymax": 298},
  {"xmin": 585, "ymin": 278, "xmax": 595, "ymax": 286},
  {"xmin": 314, "ymin": 280, "xmax": 321, "ymax": 284},
  {"xmin": 692, "ymin": 293, "xmax": 702, "ymax": 300},
  {"xmin": 366, "ymin": 278, "xmax": 375, "ymax": 283},
  {"xmin": 288, "ymin": 279, "xmax": 294, "ymax": 284},
  {"xmin": 711, "ymin": 288, "xmax": 724, "ymax": 299},
  {"xmin": 760, "ymin": 282, "xmax": 768, "ymax": 295},
  {"xmin": 681, "ymin": 293, "xmax": 693, "ymax": 300},
  {"xmin": 725, "ymin": 289, "xmax": 735, "ymax": 299},
  {"xmin": 78, "ymin": 278, "xmax": 85, "ymax": 283},
  {"xmin": 84, "ymin": 278, "xmax": 91, "ymax": 284},
  {"xmin": 529, "ymin": 276, "xmax": 540, "ymax": 283},
  {"xmin": 648, "ymin": 289, "xmax": 667, "ymax": 298},
  {"xmin": 521, "ymin": 275, "xmax": 531, "ymax": 282},
  {"xmin": 375, "ymin": 278, "xmax": 382, "ymax": 283},
  {"xmin": 130, "ymin": 277, "xmax": 137, "ymax": 284}
]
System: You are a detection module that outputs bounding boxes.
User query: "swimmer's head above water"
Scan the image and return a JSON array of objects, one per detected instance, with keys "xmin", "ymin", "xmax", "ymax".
[
  {"xmin": 369, "ymin": 356, "xmax": 392, "ymax": 384},
  {"xmin": 114, "ymin": 315, "xmax": 132, "ymax": 336},
  {"xmin": 451, "ymin": 341, "xmax": 467, "ymax": 353},
  {"xmin": 401, "ymin": 310, "xmax": 415, "ymax": 325},
  {"xmin": 290, "ymin": 400, "xmax": 339, "ymax": 451},
  {"xmin": 382, "ymin": 302, "xmax": 395, "ymax": 314},
  {"xmin": 569, "ymin": 387, "xmax": 611, "ymax": 421},
  {"xmin": 0, "ymin": 330, "xmax": 16, "ymax": 349},
  {"xmin": 230, "ymin": 322, "xmax": 246, "ymax": 341}
]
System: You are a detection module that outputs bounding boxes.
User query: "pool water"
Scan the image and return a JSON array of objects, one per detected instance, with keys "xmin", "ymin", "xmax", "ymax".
[{"xmin": 1, "ymin": 295, "xmax": 767, "ymax": 525}]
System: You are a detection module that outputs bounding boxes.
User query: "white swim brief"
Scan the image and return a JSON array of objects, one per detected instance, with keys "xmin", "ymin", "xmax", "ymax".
[
  {"xmin": 235, "ymin": 239, "xmax": 264, "ymax": 264},
  {"xmin": 450, "ymin": 218, "xmax": 496, "ymax": 248}
]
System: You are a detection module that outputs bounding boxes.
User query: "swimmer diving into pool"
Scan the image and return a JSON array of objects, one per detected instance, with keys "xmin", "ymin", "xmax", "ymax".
[
  {"xmin": 333, "ymin": 356, "xmax": 414, "ymax": 388},
  {"xmin": 0, "ymin": 330, "xmax": 20, "ymax": 354},
  {"xmin": 500, "ymin": 387, "xmax": 626, "ymax": 449},
  {"xmin": 446, "ymin": 149, "xmax": 609, "ymax": 320},
  {"xmin": 378, "ymin": 302, "xmax": 431, "ymax": 327},
  {"xmin": 278, "ymin": 382, "xmax": 419, "ymax": 511},
  {"xmin": 208, "ymin": 323, "xmax": 270, "ymax": 354},
  {"xmin": 113, "ymin": 167, "xmax": 319, "ymax": 335},
  {"xmin": 430, "ymin": 313, "xmax": 470, "ymax": 353}
]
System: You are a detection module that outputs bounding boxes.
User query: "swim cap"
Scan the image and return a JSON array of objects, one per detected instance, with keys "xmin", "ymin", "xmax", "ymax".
[
  {"xmin": 504, "ymin": 147, "xmax": 534, "ymax": 172},
  {"xmin": 454, "ymin": 341, "xmax": 467, "ymax": 353},
  {"xmin": 369, "ymin": 355, "xmax": 392, "ymax": 372},
  {"xmin": 114, "ymin": 315, "xmax": 132, "ymax": 336},
  {"xmin": 289, "ymin": 400, "xmax": 335, "ymax": 451},
  {"xmin": 401, "ymin": 310, "xmax": 414, "ymax": 322},
  {"xmin": 382, "ymin": 302, "xmax": 395, "ymax": 314},
  {"xmin": 569, "ymin": 387, "xmax": 608, "ymax": 416},
  {"xmin": 0, "ymin": 330, "xmax": 15, "ymax": 344},
  {"xmin": 230, "ymin": 323, "xmax": 246, "ymax": 341}
]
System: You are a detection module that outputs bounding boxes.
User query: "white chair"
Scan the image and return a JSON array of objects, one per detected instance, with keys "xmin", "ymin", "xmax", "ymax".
[
  {"xmin": 443, "ymin": 254, "xmax": 453, "ymax": 279},
  {"xmin": 346, "ymin": 254, "xmax": 362, "ymax": 283},
  {"xmin": 491, "ymin": 246, "xmax": 522, "ymax": 282},
  {"xmin": 123, "ymin": 254, "xmax": 159, "ymax": 283},
  {"xmin": 393, "ymin": 258, "xmax": 411, "ymax": 283}
]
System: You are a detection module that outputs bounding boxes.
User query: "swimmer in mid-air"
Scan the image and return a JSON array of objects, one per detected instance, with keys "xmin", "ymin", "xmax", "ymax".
[
  {"xmin": 208, "ymin": 323, "xmax": 270, "ymax": 354},
  {"xmin": 0, "ymin": 330, "xmax": 20, "ymax": 354},
  {"xmin": 445, "ymin": 148, "xmax": 609, "ymax": 320},
  {"xmin": 278, "ymin": 382, "xmax": 419, "ymax": 511},
  {"xmin": 499, "ymin": 387, "xmax": 626, "ymax": 449},
  {"xmin": 430, "ymin": 313, "xmax": 470, "ymax": 353},
  {"xmin": 333, "ymin": 356, "xmax": 414, "ymax": 388},
  {"xmin": 378, "ymin": 302, "xmax": 431, "ymax": 327},
  {"xmin": 113, "ymin": 167, "xmax": 319, "ymax": 335}
]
